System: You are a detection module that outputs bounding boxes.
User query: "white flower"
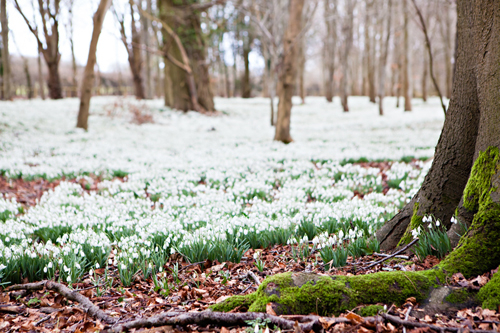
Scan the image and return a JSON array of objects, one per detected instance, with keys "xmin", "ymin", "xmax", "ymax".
[
  {"xmin": 48, "ymin": 262, "xmax": 53, "ymax": 268},
  {"xmin": 451, "ymin": 216, "xmax": 457, "ymax": 224},
  {"xmin": 75, "ymin": 263, "xmax": 81, "ymax": 269},
  {"xmin": 435, "ymin": 220, "xmax": 440, "ymax": 227},
  {"xmin": 67, "ymin": 276, "xmax": 72, "ymax": 282},
  {"xmin": 95, "ymin": 263, "xmax": 100, "ymax": 269},
  {"xmin": 43, "ymin": 266, "xmax": 48, "ymax": 273},
  {"xmin": 89, "ymin": 269, "xmax": 94, "ymax": 276},
  {"xmin": 121, "ymin": 264, "xmax": 127, "ymax": 270}
]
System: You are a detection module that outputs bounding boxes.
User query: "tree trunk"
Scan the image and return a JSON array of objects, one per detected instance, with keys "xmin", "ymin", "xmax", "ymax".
[
  {"xmin": 242, "ymin": 41, "xmax": 251, "ymax": 98},
  {"xmin": 217, "ymin": 2, "xmax": 500, "ymax": 314},
  {"xmin": 274, "ymin": 0, "xmax": 305, "ymax": 143},
  {"xmin": 47, "ymin": 61, "xmax": 63, "ymax": 100},
  {"xmin": 37, "ymin": 45, "xmax": 45, "ymax": 100},
  {"xmin": 76, "ymin": 0, "xmax": 111, "ymax": 130},
  {"xmin": 403, "ymin": 0, "xmax": 412, "ymax": 111},
  {"xmin": 376, "ymin": 0, "xmax": 484, "ymax": 250},
  {"xmin": 377, "ymin": 0, "xmax": 392, "ymax": 116},
  {"xmin": 422, "ymin": 49, "xmax": 428, "ymax": 102},
  {"xmin": 297, "ymin": 36, "xmax": 305, "ymax": 104},
  {"xmin": 22, "ymin": 58, "xmax": 33, "ymax": 99},
  {"xmin": 159, "ymin": 0, "xmax": 215, "ymax": 112},
  {"xmin": 323, "ymin": 0, "xmax": 337, "ymax": 103},
  {"xmin": 340, "ymin": 0, "xmax": 355, "ymax": 112},
  {"xmin": 1, "ymin": 0, "xmax": 11, "ymax": 100}
]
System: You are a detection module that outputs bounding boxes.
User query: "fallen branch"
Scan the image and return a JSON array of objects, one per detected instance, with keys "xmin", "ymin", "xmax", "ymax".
[
  {"xmin": 373, "ymin": 253, "xmax": 409, "ymax": 260},
  {"xmin": 7, "ymin": 280, "xmax": 117, "ymax": 324},
  {"xmin": 242, "ymin": 271, "xmax": 261, "ymax": 286},
  {"xmin": 362, "ymin": 238, "xmax": 418, "ymax": 270},
  {"xmin": 106, "ymin": 311, "xmax": 358, "ymax": 333},
  {"xmin": 381, "ymin": 313, "xmax": 498, "ymax": 333}
]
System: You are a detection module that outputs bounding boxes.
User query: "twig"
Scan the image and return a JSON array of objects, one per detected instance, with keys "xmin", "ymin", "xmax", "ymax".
[
  {"xmin": 106, "ymin": 311, "xmax": 366, "ymax": 333},
  {"xmin": 402, "ymin": 306, "xmax": 412, "ymax": 333},
  {"xmin": 76, "ymin": 283, "xmax": 106, "ymax": 292},
  {"xmin": 179, "ymin": 261, "xmax": 205, "ymax": 272},
  {"xmin": 373, "ymin": 253, "xmax": 409, "ymax": 260},
  {"xmin": 381, "ymin": 313, "xmax": 498, "ymax": 333},
  {"xmin": 410, "ymin": 0, "xmax": 447, "ymax": 116},
  {"xmin": 361, "ymin": 238, "xmax": 419, "ymax": 270},
  {"xmin": 7, "ymin": 280, "xmax": 117, "ymax": 324},
  {"xmin": 245, "ymin": 271, "xmax": 261, "ymax": 286},
  {"xmin": 34, "ymin": 315, "xmax": 51, "ymax": 326}
]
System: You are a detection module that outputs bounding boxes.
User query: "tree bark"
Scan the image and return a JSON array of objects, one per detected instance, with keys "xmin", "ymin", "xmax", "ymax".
[
  {"xmin": 422, "ymin": 48, "xmax": 428, "ymax": 102},
  {"xmin": 1, "ymin": 0, "xmax": 11, "ymax": 100},
  {"xmin": 37, "ymin": 45, "xmax": 45, "ymax": 100},
  {"xmin": 340, "ymin": 0, "xmax": 356, "ymax": 112},
  {"xmin": 142, "ymin": 0, "xmax": 153, "ymax": 99},
  {"xmin": 68, "ymin": 0, "xmax": 78, "ymax": 98},
  {"xmin": 159, "ymin": 0, "xmax": 215, "ymax": 112},
  {"xmin": 376, "ymin": 0, "xmax": 484, "ymax": 250},
  {"xmin": 403, "ymin": 0, "xmax": 412, "ymax": 111},
  {"xmin": 76, "ymin": 0, "xmax": 111, "ymax": 130},
  {"xmin": 0, "ymin": 0, "xmax": 12, "ymax": 100},
  {"xmin": 274, "ymin": 0, "xmax": 305, "ymax": 143},
  {"xmin": 13, "ymin": 0, "xmax": 63, "ymax": 99},
  {"xmin": 323, "ymin": 0, "xmax": 337, "ymax": 103},
  {"xmin": 377, "ymin": 0, "xmax": 392, "ymax": 116}
]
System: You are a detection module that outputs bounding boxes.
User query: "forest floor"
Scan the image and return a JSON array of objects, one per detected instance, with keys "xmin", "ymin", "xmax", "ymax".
[{"xmin": 2, "ymin": 97, "xmax": 496, "ymax": 332}]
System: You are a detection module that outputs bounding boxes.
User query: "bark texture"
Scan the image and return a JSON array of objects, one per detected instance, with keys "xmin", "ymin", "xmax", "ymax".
[
  {"xmin": 376, "ymin": 0, "xmax": 492, "ymax": 250},
  {"xmin": 340, "ymin": 0, "xmax": 355, "ymax": 112},
  {"xmin": 274, "ymin": 0, "xmax": 305, "ymax": 143},
  {"xmin": 13, "ymin": 0, "xmax": 63, "ymax": 99},
  {"xmin": 76, "ymin": 0, "xmax": 111, "ymax": 130},
  {"xmin": 159, "ymin": 0, "xmax": 215, "ymax": 112},
  {"xmin": 1, "ymin": 0, "xmax": 11, "ymax": 100},
  {"xmin": 402, "ymin": 0, "xmax": 412, "ymax": 111},
  {"xmin": 323, "ymin": 0, "xmax": 337, "ymax": 103}
]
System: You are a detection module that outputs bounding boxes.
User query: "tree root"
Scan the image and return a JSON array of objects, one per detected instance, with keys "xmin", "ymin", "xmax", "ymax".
[
  {"xmin": 6, "ymin": 280, "xmax": 117, "ymax": 324},
  {"xmin": 106, "ymin": 311, "xmax": 355, "ymax": 333}
]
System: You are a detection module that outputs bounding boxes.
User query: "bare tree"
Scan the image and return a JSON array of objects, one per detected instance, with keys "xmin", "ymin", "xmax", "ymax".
[
  {"xmin": 13, "ymin": 0, "xmax": 64, "ymax": 99},
  {"xmin": 274, "ymin": 0, "xmax": 305, "ymax": 143},
  {"xmin": 1, "ymin": 0, "xmax": 11, "ymax": 100},
  {"xmin": 339, "ymin": 0, "xmax": 356, "ymax": 112},
  {"xmin": 37, "ymin": 44, "xmax": 46, "ymax": 99},
  {"xmin": 377, "ymin": 0, "xmax": 392, "ymax": 116},
  {"xmin": 76, "ymin": 0, "xmax": 112, "ymax": 130},
  {"xmin": 113, "ymin": 1, "xmax": 146, "ymax": 99},
  {"xmin": 65, "ymin": 0, "xmax": 78, "ymax": 97},
  {"xmin": 12, "ymin": 32, "xmax": 33, "ymax": 99},
  {"xmin": 402, "ymin": 0, "xmax": 412, "ymax": 111},
  {"xmin": 323, "ymin": 0, "xmax": 337, "ymax": 103},
  {"xmin": 141, "ymin": 0, "xmax": 153, "ymax": 99}
]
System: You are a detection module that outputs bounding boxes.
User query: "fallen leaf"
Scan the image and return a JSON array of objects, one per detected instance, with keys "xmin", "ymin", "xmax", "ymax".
[
  {"xmin": 318, "ymin": 317, "xmax": 336, "ymax": 330},
  {"xmin": 266, "ymin": 303, "xmax": 277, "ymax": 316},
  {"xmin": 346, "ymin": 312, "xmax": 364, "ymax": 324},
  {"xmin": 293, "ymin": 320, "xmax": 302, "ymax": 333},
  {"xmin": 221, "ymin": 327, "xmax": 230, "ymax": 333}
]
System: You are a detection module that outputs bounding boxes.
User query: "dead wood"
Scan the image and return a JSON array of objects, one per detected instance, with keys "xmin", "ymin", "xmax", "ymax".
[
  {"xmin": 6, "ymin": 280, "xmax": 117, "ymax": 324},
  {"xmin": 361, "ymin": 238, "xmax": 418, "ymax": 270},
  {"xmin": 107, "ymin": 311, "xmax": 358, "ymax": 332}
]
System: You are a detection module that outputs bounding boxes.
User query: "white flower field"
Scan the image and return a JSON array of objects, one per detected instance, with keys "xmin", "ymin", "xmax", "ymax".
[{"xmin": 0, "ymin": 96, "xmax": 445, "ymax": 285}]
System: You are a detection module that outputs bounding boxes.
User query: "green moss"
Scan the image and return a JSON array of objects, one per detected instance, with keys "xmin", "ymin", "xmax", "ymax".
[
  {"xmin": 215, "ymin": 270, "xmax": 445, "ymax": 316},
  {"xmin": 398, "ymin": 202, "xmax": 423, "ymax": 246},
  {"xmin": 439, "ymin": 147, "xmax": 500, "ymax": 278},
  {"xmin": 478, "ymin": 271, "xmax": 500, "ymax": 310},
  {"xmin": 445, "ymin": 288, "xmax": 476, "ymax": 305},
  {"xmin": 357, "ymin": 305, "xmax": 385, "ymax": 317},
  {"xmin": 210, "ymin": 294, "xmax": 256, "ymax": 312}
]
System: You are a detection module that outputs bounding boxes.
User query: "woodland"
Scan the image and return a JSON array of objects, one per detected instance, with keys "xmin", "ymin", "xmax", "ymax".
[{"xmin": 0, "ymin": 0, "xmax": 500, "ymax": 332}]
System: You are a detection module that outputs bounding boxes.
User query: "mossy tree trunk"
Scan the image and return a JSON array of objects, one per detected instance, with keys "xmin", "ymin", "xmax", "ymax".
[
  {"xmin": 376, "ymin": 0, "xmax": 482, "ymax": 250},
  {"xmin": 217, "ymin": 0, "xmax": 500, "ymax": 316},
  {"xmin": 159, "ymin": 0, "xmax": 215, "ymax": 112}
]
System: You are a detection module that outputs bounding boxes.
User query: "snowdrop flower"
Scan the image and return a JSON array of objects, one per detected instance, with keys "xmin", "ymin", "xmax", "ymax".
[
  {"xmin": 48, "ymin": 262, "xmax": 53, "ymax": 268},
  {"xmin": 451, "ymin": 216, "xmax": 457, "ymax": 224},
  {"xmin": 435, "ymin": 220, "xmax": 440, "ymax": 227},
  {"xmin": 95, "ymin": 263, "xmax": 100, "ymax": 269},
  {"xmin": 89, "ymin": 269, "xmax": 94, "ymax": 276},
  {"xmin": 121, "ymin": 264, "xmax": 127, "ymax": 270},
  {"xmin": 67, "ymin": 276, "xmax": 72, "ymax": 282},
  {"xmin": 75, "ymin": 263, "xmax": 81, "ymax": 269},
  {"xmin": 43, "ymin": 266, "xmax": 48, "ymax": 273}
]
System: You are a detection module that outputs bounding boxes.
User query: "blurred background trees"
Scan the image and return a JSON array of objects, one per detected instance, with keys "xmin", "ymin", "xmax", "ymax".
[{"xmin": 0, "ymin": 0, "xmax": 457, "ymax": 133}]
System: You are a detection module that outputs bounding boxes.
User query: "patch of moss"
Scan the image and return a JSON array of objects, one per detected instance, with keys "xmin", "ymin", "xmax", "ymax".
[
  {"xmin": 445, "ymin": 288, "xmax": 477, "ymax": 305},
  {"xmin": 398, "ymin": 202, "xmax": 423, "ymax": 246},
  {"xmin": 357, "ymin": 304, "xmax": 385, "ymax": 317},
  {"xmin": 478, "ymin": 271, "xmax": 500, "ymax": 310},
  {"xmin": 214, "ymin": 270, "xmax": 445, "ymax": 316},
  {"xmin": 210, "ymin": 294, "xmax": 256, "ymax": 312},
  {"xmin": 439, "ymin": 147, "xmax": 500, "ymax": 278}
]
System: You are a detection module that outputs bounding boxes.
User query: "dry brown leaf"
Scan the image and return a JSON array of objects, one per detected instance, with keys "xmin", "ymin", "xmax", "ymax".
[
  {"xmin": 293, "ymin": 320, "xmax": 303, "ymax": 333},
  {"xmin": 406, "ymin": 297, "xmax": 417, "ymax": 304},
  {"xmin": 346, "ymin": 312, "xmax": 364, "ymax": 324},
  {"xmin": 266, "ymin": 303, "xmax": 277, "ymax": 316},
  {"xmin": 220, "ymin": 327, "xmax": 230, "ymax": 333},
  {"xmin": 318, "ymin": 317, "xmax": 336, "ymax": 330}
]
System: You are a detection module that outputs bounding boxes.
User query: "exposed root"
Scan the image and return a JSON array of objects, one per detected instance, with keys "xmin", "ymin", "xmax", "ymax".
[
  {"xmin": 6, "ymin": 280, "xmax": 117, "ymax": 324},
  {"xmin": 106, "ymin": 311, "xmax": 355, "ymax": 333}
]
